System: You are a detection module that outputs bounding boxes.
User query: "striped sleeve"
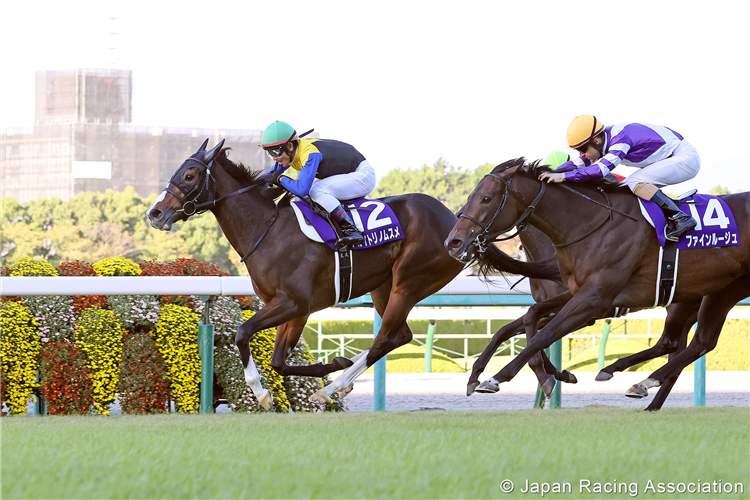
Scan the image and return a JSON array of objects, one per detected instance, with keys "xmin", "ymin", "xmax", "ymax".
[
  {"xmin": 556, "ymin": 155, "xmax": 589, "ymax": 172},
  {"xmin": 564, "ymin": 133, "xmax": 633, "ymax": 182}
]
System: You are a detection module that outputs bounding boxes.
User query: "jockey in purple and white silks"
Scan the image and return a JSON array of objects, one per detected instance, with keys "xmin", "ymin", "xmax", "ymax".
[{"xmin": 539, "ymin": 115, "xmax": 700, "ymax": 241}]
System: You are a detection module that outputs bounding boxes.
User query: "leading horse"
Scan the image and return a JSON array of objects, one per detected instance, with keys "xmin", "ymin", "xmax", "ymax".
[
  {"xmin": 446, "ymin": 158, "xmax": 749, "ymax": 410},
  {"xmin": 147, "ymin": 141, "xmax": 561, "ymax": 409}
]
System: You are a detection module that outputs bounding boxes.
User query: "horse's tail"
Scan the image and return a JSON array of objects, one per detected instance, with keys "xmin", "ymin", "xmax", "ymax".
[{"xmin": 473, "ymin": 244, "xmax": 563, "ymax": 283}]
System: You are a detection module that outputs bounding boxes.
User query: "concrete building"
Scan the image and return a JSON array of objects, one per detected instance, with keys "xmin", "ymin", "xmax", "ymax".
[{"xmin": 1, "ymin": 68, "xmax": 273, "ymax": 204}]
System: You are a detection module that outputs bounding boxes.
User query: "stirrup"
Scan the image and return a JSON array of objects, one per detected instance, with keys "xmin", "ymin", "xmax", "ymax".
[
  {"xmin": 335, "ymin": 234, "xmax": 364, "ymax": 249},
  {"xmin": 665, "ymin": 216, "xmax": 697, "ymax": 241}
]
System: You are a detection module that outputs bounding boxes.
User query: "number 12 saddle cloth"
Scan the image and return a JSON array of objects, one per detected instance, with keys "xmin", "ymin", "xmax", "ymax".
[{"xmin": 290, "ymin": 198, "xmax": 405, "ymax": 250}]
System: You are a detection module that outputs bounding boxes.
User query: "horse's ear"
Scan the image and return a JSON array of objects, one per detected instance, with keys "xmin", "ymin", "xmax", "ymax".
[
  {"xmin": 501, "ymin": 165, "xmax": 519, "ymax": 180},
  {"xmin": 193, "ymin": 138, "xmax": 209, "ymax": 156},
  {"xmin": 203, "ymin": 139, "xmax": 226, "ymax": 164}
]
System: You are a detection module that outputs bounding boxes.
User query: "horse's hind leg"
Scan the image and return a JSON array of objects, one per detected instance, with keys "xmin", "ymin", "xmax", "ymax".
[
  {"xmin": 644, "ymin": 326, "xmax": 689, "ymax": 411},
  {"xmin": 270, "ymin": 317, "xmax": 354, "ymax": 377},
  {"xmin": 627, "ymin": 276, "xmax": 750, "ymax": 408},
  {"xmin": 597, "ymin": 299, "xmax": 699, "ymax": 381},
  {"xmin": 311, "ymin": 280, "xmax": 397, "ymax": 403}
]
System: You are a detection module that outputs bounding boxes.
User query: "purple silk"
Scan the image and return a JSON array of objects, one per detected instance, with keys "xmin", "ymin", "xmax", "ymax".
[
  {"xmin": 639, "ymin": 194, "xmax": 741, "ymax": 249},
  {"xmin": 293, "ymin": 198, "xmax": 405, "ymax": 250}
]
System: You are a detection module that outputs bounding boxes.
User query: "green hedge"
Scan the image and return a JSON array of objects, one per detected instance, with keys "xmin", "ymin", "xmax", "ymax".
[{"xmin": 564, "ymin": 319, "xmax": 749, "ymax": 372}]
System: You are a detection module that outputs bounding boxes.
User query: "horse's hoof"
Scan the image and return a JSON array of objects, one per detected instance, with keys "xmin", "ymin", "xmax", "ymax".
[
  {"xmin": 541, "ymin": 376, "xmax": 557, "ymax": 399},
  {"xmin": 474, "ymin": 378, "xmax": 500, "ymax": 394},
  {"xmin": 625, "ymin": 384, "xmax": 648, "ymax": 399},
  {"xmin": 559, "ymin": 370, "xmax": 578, "ymax": 384},
  {"xmin": 338, "ymin": 383, "xmax": 354, "ymax": 399},
  {"xmin": 310, "ymin": 390, "xmax": 331, "ymax": 404},
  {"xmin": 259, "ymin": 391, "xmax": 273, "ymax": 410},
  {"xmin": 331, "ymin": 356, "xmax": 354, "ymax": 371},
  {"xmin": 595, "ymin": 371, "xmax": 613, "ymax": 382},
  {"xmin": 466, "ymin": 381, "xmax": 480, "ymax": 396}
]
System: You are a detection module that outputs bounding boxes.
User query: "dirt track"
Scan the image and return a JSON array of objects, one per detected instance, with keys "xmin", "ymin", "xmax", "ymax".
[
  {"xmin": 343, "ymin": 371, "xmax": 750, "ymax": 412},
  {"xmin": 14, "ymin": 371, "xmax": 748, "ymax": 415}
]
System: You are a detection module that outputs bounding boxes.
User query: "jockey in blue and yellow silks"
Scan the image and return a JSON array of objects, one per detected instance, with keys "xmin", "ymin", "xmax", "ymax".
[
  {"xmin": 539, "ymin": 115, "xmax": 700, "ymax": 241},
  {"xmin": 260, "ymin": 121, "xmax": 376, "ymax": 248}
]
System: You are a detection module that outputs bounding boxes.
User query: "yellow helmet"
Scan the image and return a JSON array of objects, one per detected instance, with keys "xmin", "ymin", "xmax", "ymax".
[{"xmin": 567, "ymin": 114, "xmax": 604, "ymax": 149}]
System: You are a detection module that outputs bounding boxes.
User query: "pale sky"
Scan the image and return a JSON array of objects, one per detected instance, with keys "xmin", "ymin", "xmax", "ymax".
[{"xmin": 1, "ymin": 0, "xmax": 748, "ymax": 194}]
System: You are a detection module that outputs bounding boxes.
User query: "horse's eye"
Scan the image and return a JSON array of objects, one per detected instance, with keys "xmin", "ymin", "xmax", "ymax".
[
  {"xmin": 482, "ymin": 196, "xmax": 492, "ymax": 204},
  {"xmin": 185, "ymin": 174, "xmax": 194, "ymax": 182}
]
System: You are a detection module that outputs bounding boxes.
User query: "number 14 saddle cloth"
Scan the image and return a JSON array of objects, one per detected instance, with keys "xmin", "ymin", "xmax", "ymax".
[{"xmin": 638, "ymin": 193, "xmax": 741, "ymax": 249}]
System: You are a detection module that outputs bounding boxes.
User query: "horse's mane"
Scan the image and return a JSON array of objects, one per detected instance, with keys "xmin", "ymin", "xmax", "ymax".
[
  {"xmin": 492, "ymin": 157, "xmax": 623, "ymax": 192},
  {"xmin": 214, "ymin": 148, "xmax": 295, "ymax": 205}
]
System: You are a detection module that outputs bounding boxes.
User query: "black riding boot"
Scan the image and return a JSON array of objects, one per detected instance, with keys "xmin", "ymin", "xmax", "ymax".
[
  {"xmin": 330, "ymin": 205, "xmax": 365, "ymax": 249},
  {"xmin": 651, "ymin": 190, "xmax": 697, "ymax": 242}
]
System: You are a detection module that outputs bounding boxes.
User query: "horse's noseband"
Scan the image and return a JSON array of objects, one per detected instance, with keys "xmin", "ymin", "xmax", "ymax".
[
  {"xmin": 165, "ymin": 157, "xmax": 216, "ymax": 217},
  {"xmin": 458, "ymin": 173, "xmax": 512, "ymax": 253}
]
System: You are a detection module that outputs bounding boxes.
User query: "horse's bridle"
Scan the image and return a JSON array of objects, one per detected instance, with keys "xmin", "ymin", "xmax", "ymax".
[
  {"xmin": 458, "ymin": 172, "xmax": 546, "ymax": 253},
  {"xmin": 165, "ymin": 156, "xmax": 217, "ymax": 216},
  {"xmin": 163, "ymin": 149, "xmax": 276, "ymax": 262},
  {"xmin": 459, "ymin": 169, "xmax": 640, "ymax": 251}
]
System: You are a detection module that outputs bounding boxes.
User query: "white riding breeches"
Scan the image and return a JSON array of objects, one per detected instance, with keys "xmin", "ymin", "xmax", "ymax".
[
  {"xmin": 309, "ymin": 160, "xmax": 377, "ymax": 212},
  {"xmin": 621, "ymin": 140, "xmax": 701, "ymax": 191}
]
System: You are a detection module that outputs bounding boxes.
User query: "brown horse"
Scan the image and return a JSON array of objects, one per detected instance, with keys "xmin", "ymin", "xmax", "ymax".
[
  {"xmin": 446, "ymin": 158, "xmax": 749, "ymax": 410},
  {"xmin": 146, "ymin": 141, "xmax": 561, "ymax": 410},
  {"xmin": 466, "ymin": 225, "xmax": 577, "ymax": 398},
  {"xmin": 467, "ymin": 222, "xmax": 700, "ymax": 410}
]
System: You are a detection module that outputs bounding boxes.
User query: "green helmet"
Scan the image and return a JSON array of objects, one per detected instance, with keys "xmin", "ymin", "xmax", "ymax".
[
  {"xmin": 543, "ymin": 151, "xmax": 571, "ymax": 170},
  {"xmin": 260, "ymin": 121, "xmax": 298, "ymax": 148}
]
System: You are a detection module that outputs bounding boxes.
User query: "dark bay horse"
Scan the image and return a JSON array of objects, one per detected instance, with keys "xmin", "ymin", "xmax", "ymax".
[
  {"xmin": 466, "ymin": 225, "xmax": 577, "ymax": 398},
  {"xmin": 467, "ymin": 223, "xmax": 699, "ymax": 409},
  {"xmin": 146, "ymin": 141, "xmax": 561, "ymax": 410},
  {"xmin": 446, "ymin": 158, "xmax": 749, "ymax": 410}
]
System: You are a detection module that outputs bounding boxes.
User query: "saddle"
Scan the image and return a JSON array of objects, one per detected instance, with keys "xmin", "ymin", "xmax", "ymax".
[
  {"xmin": 290, "ymin": 197, "xmax": 406, "ymax": 305},
  {"xmin": 302, "ymin": 196, "xmax": 362, "ymax": 242},
  {"xmin": 290, "ymin": 197, "xmax": 405, "ymax": 251}
]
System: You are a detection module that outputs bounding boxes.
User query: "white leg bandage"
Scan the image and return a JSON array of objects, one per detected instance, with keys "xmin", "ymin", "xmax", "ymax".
[
  {"xmin": 321, "ymin": 349, "xmax": 371, "ymax": 398},
  {"xmin": 244, "ymin": 351, "xmax": 271, "ymax": 407}
]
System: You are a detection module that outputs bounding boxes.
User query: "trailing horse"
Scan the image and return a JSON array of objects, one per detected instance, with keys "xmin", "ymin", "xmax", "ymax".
[
  {"xmin": 467, "ymin": 222, "xmax": 699, "ymax": 409},
  {"xmin": 147, "ymin": 141, "xmax": 560, "ymax": 410},
  {"xmin": 446, "ymin": 158, "xmax": 749, "ymax": 410}
]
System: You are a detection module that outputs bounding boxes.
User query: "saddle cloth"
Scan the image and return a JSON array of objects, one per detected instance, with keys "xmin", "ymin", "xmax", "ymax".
[
  {"xmin": 290, "ymin": 198, "xmax": 405, "ymax": 250},
  {"xmin": 638, "ymin": 193, "xmax": 741, "ymax": 249}
]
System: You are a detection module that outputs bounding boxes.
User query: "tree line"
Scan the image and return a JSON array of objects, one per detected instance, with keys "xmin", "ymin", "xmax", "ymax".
[{"xmin": 1, "ymin": 158, "xmax": 736, "ymax": 275}]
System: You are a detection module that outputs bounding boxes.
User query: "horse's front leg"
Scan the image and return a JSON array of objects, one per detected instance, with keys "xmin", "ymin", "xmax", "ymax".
[
  {"xmin": 235, "ymin": 294, "xmax": 304, "ymax": 411},
  {"xmin": 468, "ymin": 316, "xmax": 525, "ymax": 396},
  {"xmin": 480, "ymin": 287, "xmax": 611, "ymax": 392},
  {"xmin": 477, "ymin": 292, "xmax": 572, "ymax": 396}
]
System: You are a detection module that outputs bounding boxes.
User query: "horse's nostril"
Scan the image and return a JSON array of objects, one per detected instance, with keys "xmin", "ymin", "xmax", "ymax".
[{"xmin": 148, "ymin": 209, "xmax": 162, "ymax": 221}]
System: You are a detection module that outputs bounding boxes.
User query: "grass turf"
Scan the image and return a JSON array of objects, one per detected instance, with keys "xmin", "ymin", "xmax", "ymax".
[{"xmin": 3, "ymin": 407, "xmax": 748, "ymax": 499}]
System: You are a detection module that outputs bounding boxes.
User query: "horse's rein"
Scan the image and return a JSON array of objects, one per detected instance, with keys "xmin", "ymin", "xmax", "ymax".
[
  {"xmin": 461, "ymin": 169, "xmax": 641, "ymax": 252},
  {"xmin": 558, "ymin": 183, "xmax": 638, "ymax": 222}
]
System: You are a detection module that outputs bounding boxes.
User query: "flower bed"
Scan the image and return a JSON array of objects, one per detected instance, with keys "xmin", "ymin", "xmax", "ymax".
[{"xmin": 0, "ymin": 256, "xmax": 346, "ymax": 416}]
